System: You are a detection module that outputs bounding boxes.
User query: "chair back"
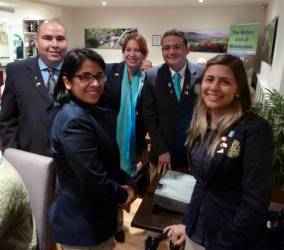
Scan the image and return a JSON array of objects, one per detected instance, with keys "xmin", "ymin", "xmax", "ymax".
[{"xmin": 4, "ymin": 148, "xmax": 54, "ymax": 250}]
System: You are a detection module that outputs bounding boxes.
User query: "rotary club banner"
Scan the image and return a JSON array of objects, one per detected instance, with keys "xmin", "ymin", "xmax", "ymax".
[{"xmin": 227, "ymin": 23, "xmax": 260, "ymax": 86}]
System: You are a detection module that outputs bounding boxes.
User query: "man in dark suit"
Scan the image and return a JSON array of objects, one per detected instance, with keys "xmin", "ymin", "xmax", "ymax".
[
  {"xmin": 142, "ymin": 29, "xmax": 203, "ymax": 250},
  {"xmin": 0, "ymin": 20, "xmax": 68, "ymax": 156},
  {"xmin": 143, "ymin": 29, "xmax": 203, "ymax": 174}
]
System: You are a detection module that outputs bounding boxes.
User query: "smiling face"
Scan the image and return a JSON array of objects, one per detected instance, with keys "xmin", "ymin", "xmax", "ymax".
[
  {"xmin": 161, "ymin": 35, "xmax": 189, "ymax": 71},
  {"xmin": 123, "ymin": 39, "xmax": 145, "ymax": 72},
  {"xmin": 201, "ymin": 64, "xmax": 239, "ymax": 118},
  {"xmin": 63, "ymin": 58, "xmax": 104, "ymax": 105},
  {"xmin": 35, "ymin": 21, "xmax": 67, "ymax": 67}
]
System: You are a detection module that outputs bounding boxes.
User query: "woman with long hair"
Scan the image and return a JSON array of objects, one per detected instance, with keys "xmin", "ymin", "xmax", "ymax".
[{"xmin": 164, "ymin": 54, "xmax": 273, "ymax": 250}]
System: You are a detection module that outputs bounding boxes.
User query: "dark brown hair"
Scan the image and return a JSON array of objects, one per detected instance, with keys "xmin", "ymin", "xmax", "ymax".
[{"xmin": 161, "ymin": 29, "xmax": 188, "ymax": 47}]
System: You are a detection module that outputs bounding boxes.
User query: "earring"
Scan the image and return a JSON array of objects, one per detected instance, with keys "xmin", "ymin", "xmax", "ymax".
[{"xmin": 236, "ymin": 94, "xmax": 240, "ymax": 98}]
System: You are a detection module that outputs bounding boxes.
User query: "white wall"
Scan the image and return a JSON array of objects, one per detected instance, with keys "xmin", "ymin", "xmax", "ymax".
[
  {"xmin": 258, "ymin": 0, "xmax": 284, "ymax": 94},
  {"xmin": 0, "ymin": 1, "xmax": 62, "ymax": 62},
  {"xmin": 61, "ymin": 5, "xmax": 266, "ymax": 65}
]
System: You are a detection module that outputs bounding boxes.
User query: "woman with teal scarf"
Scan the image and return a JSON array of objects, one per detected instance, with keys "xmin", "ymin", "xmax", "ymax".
[
  {"xmin": 105, "ymin": 33, "xmax": 150, "ymax": 177},
  {"xmin": 104, "ymin": 32, "xmax": 150, "ymax": 242}
]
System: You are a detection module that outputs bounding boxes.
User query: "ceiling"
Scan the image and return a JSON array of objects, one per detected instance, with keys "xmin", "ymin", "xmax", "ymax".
[{"xmin": 2, "ymin": 0, "xmax": 270, "ymax": 8}]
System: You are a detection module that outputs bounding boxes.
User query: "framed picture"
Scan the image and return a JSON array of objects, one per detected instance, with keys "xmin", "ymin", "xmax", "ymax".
[
  {"xmin": 261, "ymin": 16, "xmax": 278, "ymax": 65},
  {"xmin": 185, "ymin": 30, "xmax": 229, "ymax": 53},
  {"xmin": 152, "ymin": 35, "xmax": 161, "ymax": 46},
  {"xmin": 85, "ymin": 28, "xmax": 137, "ymax": 49}
]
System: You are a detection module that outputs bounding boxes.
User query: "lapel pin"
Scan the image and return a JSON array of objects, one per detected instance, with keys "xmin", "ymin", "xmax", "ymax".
[
  {"xmin": 217, "ymin": 148, "xmax": 224, "ymax": 154},
  {"xmin": 227, "ymin": 140, "xmax": 240, "ymax": 158},
  {"xmin": 228, "ymin": 130, "xmax": 235, "ymax": 138},
  {"xmin": 221, "ymin": 136, "xmax": 227, "ymax": 142},
  {"xmin": 36, "ymin": 82, "xmax": 41, "ymax": 87}
]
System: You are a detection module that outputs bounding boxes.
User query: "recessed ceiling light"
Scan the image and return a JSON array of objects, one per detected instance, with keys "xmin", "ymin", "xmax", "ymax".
[
  {"xmin": 198, "ymin": 0, "xmax": 204, "ymax": 3},
  {"xmin": 102, "ymin": 1, "xmax": 107, "ymax": 6}
]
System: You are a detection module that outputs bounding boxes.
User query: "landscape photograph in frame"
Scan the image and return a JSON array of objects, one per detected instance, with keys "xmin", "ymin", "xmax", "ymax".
[
  {"xmin": 186, "ymin": 30, "xmax": 229, "ymax": 53},
  {"xmin": 85, "ymin": 28, "xmax": 137, "ymax": 49},
  {"xmin": 261, "ymin": 16, "xmax": 278, "ymax": 65}
]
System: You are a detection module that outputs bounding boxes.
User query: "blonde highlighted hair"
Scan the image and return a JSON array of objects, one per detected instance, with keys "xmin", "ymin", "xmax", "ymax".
[{"xmin": 187, "ymin": 54, "xmax": 252, "ymax": 156}]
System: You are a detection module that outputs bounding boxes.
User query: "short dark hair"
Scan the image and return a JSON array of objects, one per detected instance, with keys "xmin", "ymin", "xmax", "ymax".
[
  {"xmin": 122, "ymin": 32, "xmax": 148, "ymax": 57},
  {"xmin": 161, "ymin": 29, "xmax": 188, "ymax": 47},
  {"xmin": 53, "ymin": 48, "xmax": 105, "ymax": 106}
]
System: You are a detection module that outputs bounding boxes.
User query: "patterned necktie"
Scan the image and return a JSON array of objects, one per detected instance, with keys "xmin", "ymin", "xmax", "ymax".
[
  {"xmin": 47, "ymin": 68, "xmax": 56, "ymax": 97},
  {"xmin": 173, "ymin": 72, "xmax": 182, "ymax": 101}
]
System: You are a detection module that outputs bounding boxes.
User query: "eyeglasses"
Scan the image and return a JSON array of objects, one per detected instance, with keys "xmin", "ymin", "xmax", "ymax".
[
  {"xmin": 73, "ymin": 72, "xmax": 107, "ymax": 84},
  {"xmin": 162, "ymin": 44, "xmax": 186, "ymax": 52}
]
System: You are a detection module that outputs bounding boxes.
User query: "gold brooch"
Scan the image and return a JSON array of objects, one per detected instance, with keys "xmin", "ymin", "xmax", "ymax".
[{"xmin": 227, "ymin": 140, "xmax": 240, "ymax": 158}]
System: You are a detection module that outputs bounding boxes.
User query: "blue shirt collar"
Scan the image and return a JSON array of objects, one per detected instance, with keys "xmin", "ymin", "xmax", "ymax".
[{"xmin": 38, "ymin": 57, "xmax": 63, "ymax": 71}]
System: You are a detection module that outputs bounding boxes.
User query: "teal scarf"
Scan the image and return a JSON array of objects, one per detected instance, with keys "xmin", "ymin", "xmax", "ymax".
[{"xmin": 116, "ymin": 66, "xmax": 144, "ymax": 176}]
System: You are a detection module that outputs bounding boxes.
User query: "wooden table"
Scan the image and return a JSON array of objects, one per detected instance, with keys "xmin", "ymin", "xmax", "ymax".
[{"xmin": 131, "ymin": 172, "xmax": 185, "ymax": 233}]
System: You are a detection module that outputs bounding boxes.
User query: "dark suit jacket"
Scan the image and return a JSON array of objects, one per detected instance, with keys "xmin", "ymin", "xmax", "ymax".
[
  {"xmin": 142, "ymin": 61, "xmax": 204, "ymax": 168},
  {"xmin": 104, "ymin": 62, "xmax": 147, "ymax": 155},
  {"xmin": 49, "ymin": 96, "xmax": 136, "ymax": 246},
  {"xmin": 0, "ymin": 57, "xmax": 57, "ymax": 156},
  {"xmin": 184, "ymin": 114, "xmax": 273, "ymax": 250}
]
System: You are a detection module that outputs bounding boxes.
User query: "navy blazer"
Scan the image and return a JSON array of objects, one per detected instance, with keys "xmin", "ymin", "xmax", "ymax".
[
  {"xmin": 104, "ymin": 62, "xmax": 147, "ymax": 155},
  {"xmin": 49, "ymin": 96, "xmax": 136, "ymax": 246},
  {"xmin": 142, "ymin": 61, "xmax": 204, "ymax": 168},
  {"xmin": 0, "ymin": 57, "xmax": 57, "ymax": 156},
  {"xmin": 184, "ymin": 114, "xmax": 273, "ymax": 250}
]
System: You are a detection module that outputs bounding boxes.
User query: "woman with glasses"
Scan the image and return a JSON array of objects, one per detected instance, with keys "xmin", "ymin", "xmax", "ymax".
[{"xmin": 49, "ymin": 48, "xmax": 136, "ymax": 250}]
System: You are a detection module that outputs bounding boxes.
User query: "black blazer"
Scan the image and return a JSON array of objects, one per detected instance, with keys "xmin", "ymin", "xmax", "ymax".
[
  {"xmin": 104, "ymin": 62, "xmax": 147, "ymax": 155},
  {"xmin": 142, "ymin": 61, "xmax": 204, "ymax": 168},
  {"xmin": 49, "ymin": 96, "xmax": 136, "ymax": 246},
  {"xmin": 0, "ymin": 57, "xmax": 57, "ymax": 156},
  {"xmin": 184, "ymin": 114, "xmax": 273, "ymax": 250}
]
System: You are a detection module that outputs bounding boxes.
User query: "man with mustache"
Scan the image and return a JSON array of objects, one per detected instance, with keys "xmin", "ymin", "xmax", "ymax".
[
  {"xmin": 0, "ymin": 20, "xmax": 68, "ymax": 156},
  {"xmin": 142, "ymin": 29, "xmax": 203, "ymax": 250}
]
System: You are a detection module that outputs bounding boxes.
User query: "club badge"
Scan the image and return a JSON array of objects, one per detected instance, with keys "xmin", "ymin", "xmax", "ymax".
[{"xmin": 227, "ymin": 139, "xmax": 240, "ymax": 158}]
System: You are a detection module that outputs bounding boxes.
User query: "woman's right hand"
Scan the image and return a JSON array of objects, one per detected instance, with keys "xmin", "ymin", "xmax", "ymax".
[{"xmin": 163, "ymin": 224, "xmax": 186, "ymax": 246}]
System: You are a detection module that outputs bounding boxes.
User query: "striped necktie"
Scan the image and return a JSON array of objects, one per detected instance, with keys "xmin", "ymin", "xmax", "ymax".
[{"xmin": 47, "ymin": 68, "xmax": 56, "ymax": 97}]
